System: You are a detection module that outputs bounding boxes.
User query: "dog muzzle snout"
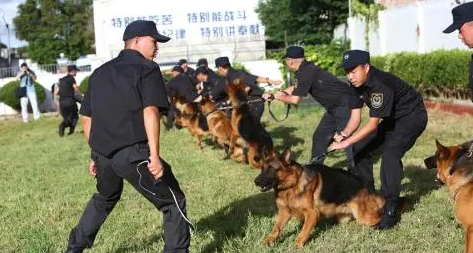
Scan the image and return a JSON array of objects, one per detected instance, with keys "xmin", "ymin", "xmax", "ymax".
[{"xmin": 254, "ymin": 174, "xmax": 275, "ymax": 192}]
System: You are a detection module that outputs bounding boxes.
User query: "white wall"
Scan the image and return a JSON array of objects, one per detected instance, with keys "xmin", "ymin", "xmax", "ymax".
[
  {"xmin": 346, "ymin": 0, "xmax": 472, "ymax": 56},
  {"xmin": 93, "ymin": 0, "xmax": 266, "ymax": 63}
]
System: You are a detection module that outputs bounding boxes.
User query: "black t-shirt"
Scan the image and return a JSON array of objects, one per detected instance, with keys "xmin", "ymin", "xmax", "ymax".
[
  {"xmin": 348, "ymin": 66, "xmax": 424, "ymax": 119},
  {"xmin": 185, "ymin": 66, "xmax": 198, "ymax": 85},
  {"xmin": 292, "ymin": 60, "xmax": 350, "ymax": 111},
  {"xmin": 469, "ymin": 54, "xmax": 473, "ymax": 102},
  {"xmin": 226, "ymin": 67, "xmax": 263, "ymax": 97},
  {"xmin": 80, "ymin": 49, "xmax": 169, "ymax": 157},
  {"xmin": 200, "ymin": 70, "xmax": 219, "ymax": 96},
  {"xmin": 58, "ymin": 74, "xmax": 76, "ymax": 98},
  {"xmin": 166, "ymin": 73, "xmax": 199, "ymax": 103},
  {"xmin": 209, "ymin": 76, "xmax": 228, "ymax": 103}
]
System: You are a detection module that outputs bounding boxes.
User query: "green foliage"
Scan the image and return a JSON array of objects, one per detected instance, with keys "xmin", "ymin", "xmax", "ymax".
[
  {"xmin": 79, "ymin": 75, "xmax": 90, "ymax": 93},
  {"xmin": 256, "ymin": 0, "xmax": 349, "ymax": 45},
  {"xmin": 0, "ymin": 81, "xmax": 45, "ymax": 111},
  {"xmin": 351, "ymin": 0, "xmax": 384, "ymax": 50},
  {"xmin": 268, "ymin": 40, "xmax": 350, "ymax": 84},
  {"xmin": 232, "ymin": 61, "xmax": 248, "ymax": 73},
  {"xmin": 13, "ymin": 0, "xmax": 94, "ymax": 64},
  {"xmin": 371, "ymin": 49, "xmax": 471, "ymax": 99}
]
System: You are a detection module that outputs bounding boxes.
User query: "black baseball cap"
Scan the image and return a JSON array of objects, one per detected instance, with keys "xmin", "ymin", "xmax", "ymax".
[
  {"xmin": 197, "ymin": 58, "xmax": 208, "ymax": 67},
  {"xmin": 172, "ymin": 66, "xmax": 183, "ymax": 73},
  {"xmin": 443, "ymin": 2, "xmax": 473, "ymax": 33},
  {"xmin": 178, "ymin": 59, "xmax": 187, "ymax": 66},
  {"xmin": 123, "ymin": 20, "xmax": 170, "ymax": 42},
  {"xmin": 341, "ymin": 50, "xmax": 370, "ymax": 69},
  {"xmin": 215, "ymin": 57, "xmax": 230, "ymax": 68},
  {"xmin": 195, "ymin": 66, "xmax": 208, "ymax": 75},
  {"xmin": 284, "ymin": 46, "xmax": 305, "ymax": 59},
  {"xmin": 67, "ymin": 65, "xmax": 79, "ymax": 72}
]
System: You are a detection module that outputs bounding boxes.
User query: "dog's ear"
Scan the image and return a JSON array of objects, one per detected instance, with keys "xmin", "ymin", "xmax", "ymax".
[
  {"xmin": 436, "ymin": 139, "xmax": 450, "ymax": 159},
  {"xmin": 282, "ymin": 147, "xmax": 292, "ymax": 164},
  {"xmin": 262, "ymin": 146, "xmax": 271, "ymax": 159}
]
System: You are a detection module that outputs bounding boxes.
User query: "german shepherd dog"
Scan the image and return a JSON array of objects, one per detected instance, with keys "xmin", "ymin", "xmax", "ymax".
[
  {"xmin": 171, "ymin": 96, "xmax": 209, "ymax": 149},
  {"xmin": 425, "ymin": 140, "xmax": 473, "ymax": 253},
  {"xmin": 227, "ymin": 79, "xmax": 273, "ymax": 168},
  {"xmin": 255, "ymin": 148, "xmax": 385, "ymax": 248},
  {"xmin": 199, "ymin": 95, "xmax": 246, "ymax": 161}
]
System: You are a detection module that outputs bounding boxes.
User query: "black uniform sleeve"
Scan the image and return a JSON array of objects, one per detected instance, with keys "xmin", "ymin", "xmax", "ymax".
[
  {"xmin": 210, "ymin": 78, "xmax": 227, "ymax": 101},
  {"xmin": 79, "ymin": 74, "xmax": 93, "ymax": 117},
  {"xmin": 368, "ymin": 87, "xmax": 394, "ymax": 118},
  {"xmin": 292, "ymin": 74, "xmax": 311, "ymax": 97},
  {"xmin": 348, "ymin": 88, "xmax": 364, "ymax": 109},
  {"xmin": 139, "ymin": 66, "xmax": 170, "ymax": 111}
]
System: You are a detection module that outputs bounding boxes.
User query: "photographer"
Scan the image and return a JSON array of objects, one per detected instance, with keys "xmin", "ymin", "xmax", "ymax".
[{"xmin": 16, "ymin": 63, "xmax": 40, "ymax": 123}]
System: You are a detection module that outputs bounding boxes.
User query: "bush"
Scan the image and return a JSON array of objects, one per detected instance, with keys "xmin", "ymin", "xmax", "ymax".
[
  {"xmin": 79, "ymin": 75, "xmax": 90, "ymax": 93},
  {"xmin": 0, "ymin": 81, "xmax": 45, "ymax": 111},
  {"xmin": 371, "ymin": 49, "xmax": 471, "ymax": 99}
]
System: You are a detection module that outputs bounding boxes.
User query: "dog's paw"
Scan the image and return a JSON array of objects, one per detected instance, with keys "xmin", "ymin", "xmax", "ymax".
[
  {"xmin": 295, "ymin": 238, "xmax": 306, "ymax": 249},
  {"xmin": 263, "ymin": 237, "xmax": 275, "ymax": 247}
]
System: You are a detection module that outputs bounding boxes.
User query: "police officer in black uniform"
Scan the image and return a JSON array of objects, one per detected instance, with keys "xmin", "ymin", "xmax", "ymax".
[
  {"xmin": 263, "ymin": 46, "xmax": 355, "ymax": 167},
  {"xmin": 64, "ymin": 20, "xmax": 190, "ymax": 253},
  {"xmin": 178, "ymin": 59, "xmax": 197, "ymax": 85},
  {"xmin": 166, "ymin": 66, "xmax": 201, "ymax": 103},
  {"xmin": 330, "ymin": 50, "xmax": 428, "ymax": 229},
  {"xmin": 56, "ymin": 65, "xmax": 82, "ymax": 137},
  {"xmin": 195, "ymin": 66, "xmax": 221, "ymax": 97},
  {"xmin": 214, "ymin": 56, "xmax": 281, "ymax": 121},
  {"xmin": 443, "ymin": 1, "xmax": 473, "ymax": 102}
]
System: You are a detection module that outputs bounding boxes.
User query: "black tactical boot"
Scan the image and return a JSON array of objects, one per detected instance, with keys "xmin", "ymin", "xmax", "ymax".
[{"xmin": 375, "ymin": 198, "xmax": 400, "ymax": 230}]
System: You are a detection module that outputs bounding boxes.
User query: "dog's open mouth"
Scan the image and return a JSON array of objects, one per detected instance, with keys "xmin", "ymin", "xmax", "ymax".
[{"xmin": 259, "ymin": 184, "xmax": 273, "ymax": 192}]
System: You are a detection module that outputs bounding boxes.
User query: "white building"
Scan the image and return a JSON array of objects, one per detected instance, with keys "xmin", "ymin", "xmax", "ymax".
[
  {"xmin": 93, "ymin": 0, "xmax": 267, "ymax": 64},
  {"xmin": 338, "ymin": 0, "xmax": 471, "ymax": 56}
]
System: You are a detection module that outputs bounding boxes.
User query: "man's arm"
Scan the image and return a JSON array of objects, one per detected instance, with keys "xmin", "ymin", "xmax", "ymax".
[
  {"xmin": 82, "ymin": 115, "xmax": 92, "ymax": 142},
  {"xmin": 143, "ymin": 106, "xmax": 164, "ymax": 179},
  {"xmin": 341, "ymin": 108, "xmax": 362, "ymax": 137},
  {"xmin": 82, "ymin": 115, "xmax": 96, "ymax": 176},
  {"xmin": 256, "ymin": 76, "xmax": 282, "ymax": 86},
  {"xmin": 27, "ymin": 69, "xmax": 37, "ymax": 81},
  {"xmin": 330, "ymin": 117, "xmax": 380, "ymax": 150}
]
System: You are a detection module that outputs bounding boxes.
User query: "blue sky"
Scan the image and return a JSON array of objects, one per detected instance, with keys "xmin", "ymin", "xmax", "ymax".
[{"xmin": 0, "ymin": 0, "xmax": 27, "ymax": 48}]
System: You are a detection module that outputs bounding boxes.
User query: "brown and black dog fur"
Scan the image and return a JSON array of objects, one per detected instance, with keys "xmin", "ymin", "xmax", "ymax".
[
  {"xmin": 227, "ymin": 79, "xmax": 273, "ymax": 168},
  {"xmin": 255, "ymin": 148, "xmax": 385, "ymax": 248},
  {"xmin": 425, "ymin": 140, "xmax": 473, "ymax": 253},
  {"xmin": 199, "ymin": 95, "xmax": 246, "ymax": 162},
  {"xmin": 171, "ymin": 96, "xmax": 209, "ymax": 149}
]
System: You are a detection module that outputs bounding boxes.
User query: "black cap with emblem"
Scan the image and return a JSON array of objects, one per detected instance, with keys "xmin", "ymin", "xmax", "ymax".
[
  {"xmin": 341, "ymin": 50, "xmax": 370, "ymax": 69},
  {"xmin": 172, "ymin": 66, "xmax": 183, "ymax": 73},
  {"xmin": 443, "ymin": 2, "xmax": 473, "ymax": 34},
  {"xmin": 123, "ymin": 20, "xmax": 171, "ymax": 42},
  {"xmin": 215, "ymin": 57, "xmax": 230, "ymax": 68},
  {"xmin": 284, "ymin": 46, "xmax": 305, "ymax": 59}
]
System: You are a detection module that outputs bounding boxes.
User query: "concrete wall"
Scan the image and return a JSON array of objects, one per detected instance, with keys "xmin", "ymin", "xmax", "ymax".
[{"xmin": 344, "ymin": 0, "xmax": 471, "ymax": 55}]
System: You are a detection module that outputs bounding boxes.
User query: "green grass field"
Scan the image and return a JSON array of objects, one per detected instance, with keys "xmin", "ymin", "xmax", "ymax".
[{"xmin": 1, "ymin": 103, "xmax": 472, "ymax": 253}]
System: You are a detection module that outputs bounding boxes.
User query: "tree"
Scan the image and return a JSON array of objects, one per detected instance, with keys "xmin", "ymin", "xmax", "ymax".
[
  {"xmin": 13, "ymin": 0, "xmax": 94, "ymax": 64},
  {"xmin": 256, "ymin": 0, "xmax": 349, "ymax": 46}
]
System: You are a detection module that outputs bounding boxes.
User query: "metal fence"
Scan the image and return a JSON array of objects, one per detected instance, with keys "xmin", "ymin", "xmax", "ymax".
[{"xmin": 0, "ymin": 63, "xmax": 92, "ymax": 79}]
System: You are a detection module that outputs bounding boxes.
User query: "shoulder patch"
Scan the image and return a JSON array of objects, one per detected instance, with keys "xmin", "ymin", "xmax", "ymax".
[{"xmin": 371, "ymin": 93, "xmax": 383, "ymax": 109}]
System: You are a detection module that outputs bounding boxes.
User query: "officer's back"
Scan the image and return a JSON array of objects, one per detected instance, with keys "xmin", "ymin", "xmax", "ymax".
[
  {"xmin": 166, "ymin": 71, "xmax": 198, "ymax": 103},
  {"xmin": 86, "ymin": 49, "xmax": 168, "ymax": 156}
]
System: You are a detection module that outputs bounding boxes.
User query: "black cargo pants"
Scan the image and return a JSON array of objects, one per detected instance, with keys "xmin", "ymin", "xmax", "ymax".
[
  {"xmin": 66, "ymin": 143, "xmax": 190, "ymax": 252},
  {"xmin": 351, "ymin": 108, "xmax": 428, "ymax": 199}
]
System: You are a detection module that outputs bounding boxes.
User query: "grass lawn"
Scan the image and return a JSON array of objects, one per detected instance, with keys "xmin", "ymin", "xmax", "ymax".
[{"xmin": 1, "ymin": 103, "xmax": 472, "ymax": 253}]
